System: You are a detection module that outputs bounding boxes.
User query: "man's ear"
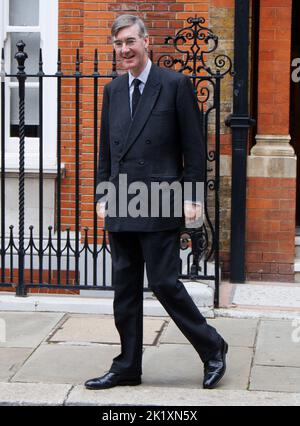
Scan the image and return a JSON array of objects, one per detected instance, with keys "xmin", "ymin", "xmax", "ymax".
[{"xmin": 144, "ymin": 36, "xmax": 150, "ymax": 50}]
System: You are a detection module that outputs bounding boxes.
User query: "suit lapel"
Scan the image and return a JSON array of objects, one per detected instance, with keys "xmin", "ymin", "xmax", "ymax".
[
  {"xmin": 113, "ymin": 74, "xmax": 131, "ymax": 138},
  {"xmin": 120, "ymin": 64, "xmax": 161, "ymax": 160}
]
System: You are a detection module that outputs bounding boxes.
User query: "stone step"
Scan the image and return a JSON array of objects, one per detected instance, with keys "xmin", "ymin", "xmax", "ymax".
[
  {"xmin": 0, "ymin": 282, "xmax": 215, "ymax": 317},
  {"xmin": 294, "ymin": 269, "xmax": 300, "ymax": 283},
  {"xmin": 295, "ymin": 236, "xmax": 300, "ymax": 258},
  {"xmin": 294, "ymin": 259, "xmax": 300, "ymax": 272},
  {"xmin": 295, "ymin": 236, "xmax": 300, "ymax": 282},
  {"xmin": 294, "ymin": 235, "xmax": 300, "ymax": 283},
  {"xmin": 294, "ymin": 252, "xmax": 300, "ymax": 282}
]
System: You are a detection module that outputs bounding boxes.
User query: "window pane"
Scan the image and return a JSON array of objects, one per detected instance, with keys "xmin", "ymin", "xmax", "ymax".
[
  {"xmin": 9, "ymin": 0, "xmax": 39, "ymax": 26},
  {"xmin": 11, "ymin": 32, "xmax": 40, "ymax": 78},
  {"xmin": 10, "ymin": 87, "xmax": 39, "ymax": 137}
]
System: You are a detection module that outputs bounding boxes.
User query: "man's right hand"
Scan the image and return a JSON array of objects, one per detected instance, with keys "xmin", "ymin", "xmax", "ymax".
[{"xmin": 96, "ymin": 202, "xmax": 106, "ymax": 220}]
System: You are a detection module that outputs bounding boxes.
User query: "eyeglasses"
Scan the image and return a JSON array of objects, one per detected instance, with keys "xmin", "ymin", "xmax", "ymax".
[{"xmin": 113, "ymin": 37, "xmax": 140, "ymax": 50}]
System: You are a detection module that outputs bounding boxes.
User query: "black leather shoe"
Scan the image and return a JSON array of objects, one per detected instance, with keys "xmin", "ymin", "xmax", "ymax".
[
  {"xmin": 203, "ymin": 339, "xmax": 228, "ymax": 389},
  {"xmin": 84, "ymin": 372, "xmax": 141, "ymax": 390}
]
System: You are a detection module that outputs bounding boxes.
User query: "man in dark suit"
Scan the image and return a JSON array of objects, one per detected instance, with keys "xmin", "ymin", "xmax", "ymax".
[{"xmin": 85, "ymin": 14, "xmax": 228, "ymax": 390}]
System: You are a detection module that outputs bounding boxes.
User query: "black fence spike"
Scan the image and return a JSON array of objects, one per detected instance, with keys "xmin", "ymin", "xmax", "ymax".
[
  {"xmin": 76, "ymin": 48, "xmax": 80, "ymax": 72},
  {"xmin": 94, "ymin": 49, "xmax": 98, "ymax": 73},
  {"xmin": 1, "ymin": 47, "xmax": 4, "ymax": 78},
  {"xmin": 38, "ymin": 48, "xmax": 44, "ymax": 75},
  {"xmin": 15, "ymin": 40, "xmax": 28, "ymax": 75},
  {"xmin": 57, "ymin": 49, "xmax": 61, "ymax": 71}
]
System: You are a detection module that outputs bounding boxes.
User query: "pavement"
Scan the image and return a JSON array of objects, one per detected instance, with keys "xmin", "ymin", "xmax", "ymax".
[{"xmin": 0, "ymin": 282, "xmax": 300, "ymax": 406}]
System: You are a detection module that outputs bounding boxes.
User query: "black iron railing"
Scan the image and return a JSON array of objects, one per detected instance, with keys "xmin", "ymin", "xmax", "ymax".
[{"xmin": 0, "ymin": 17, "xmax": 232, "ymax": 306}]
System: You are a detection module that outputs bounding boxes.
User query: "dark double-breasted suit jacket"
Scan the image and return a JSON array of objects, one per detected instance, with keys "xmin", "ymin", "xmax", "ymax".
[{"xmin": 96, "ymin": 63, "xmax": 206, "ymax": 232}]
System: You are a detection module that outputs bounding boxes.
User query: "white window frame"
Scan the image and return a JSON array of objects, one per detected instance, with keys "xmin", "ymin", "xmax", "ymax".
[{"xmin": 0, "ymin": 0, "xmax": 58, "ymax": 171}]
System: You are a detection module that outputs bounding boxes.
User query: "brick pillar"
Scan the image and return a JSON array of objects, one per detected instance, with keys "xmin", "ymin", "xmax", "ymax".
[
  {"xmin": 247, "ymin": 0, "xmax": 296, "ymax": 282},
  {"xmin": 252, "ymin": 0, "xmax": 294, "ymax": 155}
]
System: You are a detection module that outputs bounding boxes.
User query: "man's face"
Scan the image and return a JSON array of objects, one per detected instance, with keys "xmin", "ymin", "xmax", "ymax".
[{"xmin": 113, "ymin": 24, "xmax": 149, "ymax": 76}]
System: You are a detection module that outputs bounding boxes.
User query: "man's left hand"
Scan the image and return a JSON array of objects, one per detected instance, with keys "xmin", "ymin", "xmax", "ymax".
[{"xmin": 184, "ymin": 202, "xmax": 203, "ymax": 226}]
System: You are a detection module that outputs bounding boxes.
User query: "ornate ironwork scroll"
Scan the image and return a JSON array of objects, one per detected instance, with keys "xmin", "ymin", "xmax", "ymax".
[{"xmin": 157, "ymin": 17, "xmax": 233, "ymax": 304}]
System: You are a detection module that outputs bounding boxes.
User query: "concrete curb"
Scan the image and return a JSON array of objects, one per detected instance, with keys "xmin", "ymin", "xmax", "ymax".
[
  {"xmin": 0, "ymin": 382, "xmax": 299, "ymax": 406},
  {"xmin": 0, "ymin": 282, "xmax": 215, "ymax": 318},
  {"xmin": 66, "ymin": 385, "xmax": 300, "ymax": 406},
  {"xmin": 2, "ymin": 293, "xmax": 300, "ymax": 320},
  {"xmin": 0, "ymin": 382, "xmax": 72, "ymax": 406}
]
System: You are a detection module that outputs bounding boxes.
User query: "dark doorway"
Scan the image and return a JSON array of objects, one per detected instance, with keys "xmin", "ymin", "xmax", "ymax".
[{"xmin": 291, "ymin": 0, "xmax": 300, "ymax": 226}]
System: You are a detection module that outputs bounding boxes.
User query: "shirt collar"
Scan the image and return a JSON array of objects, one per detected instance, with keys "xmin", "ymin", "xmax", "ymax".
[{"xmin": 128, "ymin": 59, "xmax": 152, "ymax": 87}]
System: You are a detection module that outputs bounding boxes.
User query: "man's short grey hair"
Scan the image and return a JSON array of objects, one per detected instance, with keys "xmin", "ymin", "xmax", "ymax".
[{"xmin": 111, "ymin": 15, "xmax": 148, "ymax": 38}]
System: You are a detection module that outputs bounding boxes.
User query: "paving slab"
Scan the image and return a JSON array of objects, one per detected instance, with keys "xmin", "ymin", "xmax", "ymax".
[
  {"xmin": 0, "ymin": 382, "xmax": 71, "ymax": 406},
  {"xmin": 66, "ymin": 386, "xmax": 300, "ymax": 406},
  {"xmin": 160, "ymin": 318, "xmax": 258, "ymax": 347},
  {"xmin": 49, "ymin": 315, "xmax": 167, "ymax": 346},
  {"xmin": 0, "ymin": 312, "xmax": 65, "ymax": 348},
  {"xmin": 0, "ymin": 348, "xmax": 33, "ymax": 381},
  {"xmin": 142, "ymin": 344, "xmax": 252, "ymax": 390},
  {"xmin": 255, "ymin": 320, "xmax": 300, "ymax": 367},
  {"xmin": 11, "ymin": 343, "xmax": 121, "ymax": 385},
  {"xmin": 250, "ymin": 365, "xmax": 300, "ymax": 393}
]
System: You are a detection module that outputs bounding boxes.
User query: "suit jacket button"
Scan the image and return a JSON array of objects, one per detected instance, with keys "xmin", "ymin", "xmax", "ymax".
[
  {"xmin": 114, "ymin": 140, "xmax": 119, "ymax": 145},
  {"xmin": 139, "ymin": 160, "xmax": 145, "ymax": 166},
  {"xmin": 146, "ymin": 140, "xmax": 151, "ymax": 144}
]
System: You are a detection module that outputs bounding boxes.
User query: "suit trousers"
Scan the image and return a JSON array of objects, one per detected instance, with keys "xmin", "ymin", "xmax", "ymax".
[{"xmin": 108, "ymin": 228, "xmax": 222, "ymax": 376}]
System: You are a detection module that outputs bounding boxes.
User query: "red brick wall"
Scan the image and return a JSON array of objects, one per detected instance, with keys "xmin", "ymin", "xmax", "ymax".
[
  {"xmin": 2, "ymin": 0, "xmax": 218, "ymax": 292},
  {"xmin": 2, "ymin": 0, "xmax": 298, "ymax": 296},
  {"xmin": 257, "ymin": 0, "xmax": 292, "ymax": 135},
  {"xmin": 246, "ymin": 178, "xmax": 296, "ymax": 281},
  {"xmin": 1, "ymin": 1, "xmax": 297, "ymax": 292},
  {"xmin": 56, "ymin": 0, "xmax": 296, "ymax": 284},
  {"xmin": 245, "ymin": 0, "xmax": 296, "ymax": 282},
  {"xmin": 59, "ymin": 0, "xmax": 84, "ymax": 230},
  {"xmin": 58, "ymin": 0, "xmax": 212, "ymax": 237}
]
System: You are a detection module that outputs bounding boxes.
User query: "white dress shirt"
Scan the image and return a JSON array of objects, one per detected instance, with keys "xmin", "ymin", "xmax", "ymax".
[{"xmin": 128, "ymin": 58, "xmax": 152, "ymax": 115}]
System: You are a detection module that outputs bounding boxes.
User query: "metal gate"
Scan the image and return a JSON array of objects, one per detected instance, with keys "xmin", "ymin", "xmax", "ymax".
[{"xmin": 0, "ymin": 17, "xmax": 232, "ymax": 306}]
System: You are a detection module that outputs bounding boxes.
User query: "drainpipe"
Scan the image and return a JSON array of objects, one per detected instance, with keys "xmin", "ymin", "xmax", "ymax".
[{"xmin": 226, "ymin": 0, "xmax": 255, "ymax": 283}]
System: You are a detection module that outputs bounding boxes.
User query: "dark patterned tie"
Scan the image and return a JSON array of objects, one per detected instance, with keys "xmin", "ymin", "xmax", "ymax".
[{"xmin": 132, "ymin": 78, "xmax": 141, "ymax": 118}]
